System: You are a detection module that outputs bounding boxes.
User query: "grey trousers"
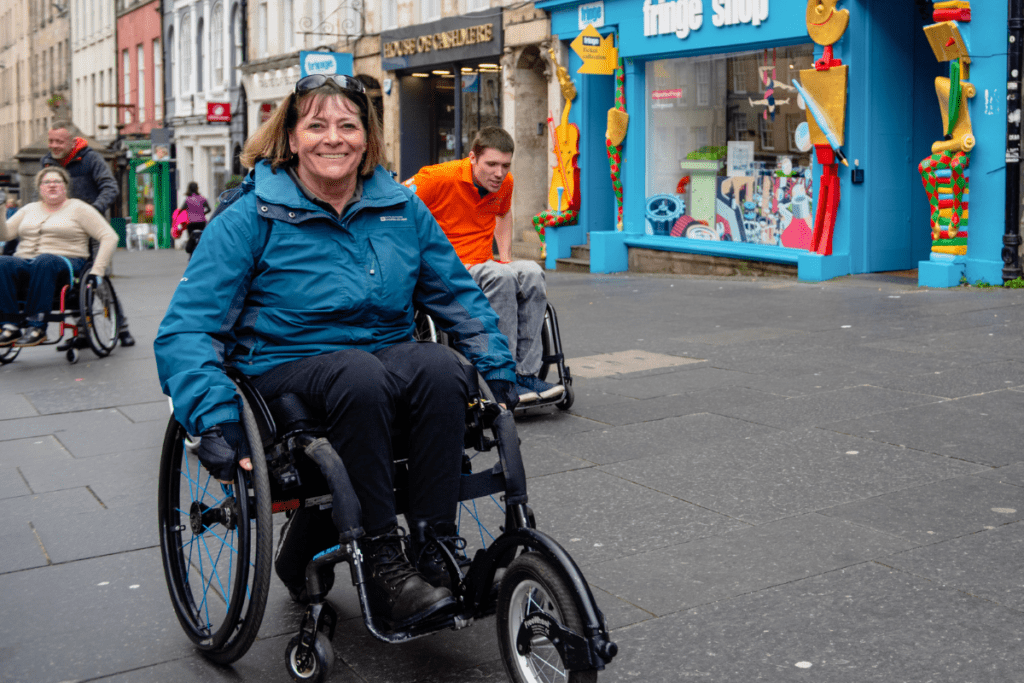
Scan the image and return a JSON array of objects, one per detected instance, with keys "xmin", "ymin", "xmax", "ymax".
[{"xmin": 469, "ymin": 259, "xmax": 547, "ymax": 377}]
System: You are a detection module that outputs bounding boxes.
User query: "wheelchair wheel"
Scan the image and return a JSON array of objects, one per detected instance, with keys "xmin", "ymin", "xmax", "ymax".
[
  {"xmin": 285, "ymin": 632, "xmax": 334, "ymax": 683},
  {"xmin": 79, "ymin": 274, "xmax": 119, "ymax": 357},
  {"xmin": 0, "ymin": 344, "xmax": 19, "ymax": 364},
  {"xmin": 158, "ymin": 392, "xmax": 273, "ymax": 664},
  {"xmin": 497, "ymin": 552, "xmax": 598, "ymax": 683}
]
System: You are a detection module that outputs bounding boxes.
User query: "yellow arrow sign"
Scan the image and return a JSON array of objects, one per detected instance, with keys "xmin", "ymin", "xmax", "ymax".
[{"xmin": 570, "ymin": 25, "xmax": 617, "ymax": 75}]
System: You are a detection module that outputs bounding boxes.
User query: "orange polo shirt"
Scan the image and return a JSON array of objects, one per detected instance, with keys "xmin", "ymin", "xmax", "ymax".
[{"xmin": 404, "ymin": 157, "xmax": 514, "ymax": 268}]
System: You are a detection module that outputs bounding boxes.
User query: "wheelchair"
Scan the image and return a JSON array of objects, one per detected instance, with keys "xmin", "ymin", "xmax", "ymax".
[
  {"xmin": 158, "ymin": 362, "xmax": 616, "ymax": 682},
  {"xmin": 0, "ymin": 258, "xmax": 121, "ymax": 365},
  {"xmin": 414, "ymin": 303, "xmax": 575, "ymax": 412}
]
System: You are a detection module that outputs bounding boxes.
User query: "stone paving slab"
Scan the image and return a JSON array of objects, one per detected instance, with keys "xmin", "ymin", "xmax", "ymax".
[
  {"xmin": 18, "ymin": 448, "xmax": 157, "ymax": 496},
  {"xmin": 0, "ymin": 434, "xmax": 72, "ymax": 468},
  {"xmin": 0, "ymin": 522, "xmax": 48, "ymax": 573},
  {"xmin": 0, "ymin": 465, "xmax": 32, "ymax": 499},
  {"xmin": 825, "ymin": 397, "xmax": 1024, "ymax": 466},
  {"xmin": 22, "ymin": 372, "xmax": 163, "ymax": 414},
  {"xmin": 0, "ymin": 547, "xmax": 195, "ymax": 683},
  {"xmin": 715, "ymin": 384, "xmax": 946, "ymax": 431},
  {"xmin": 820, "ymin": 476, "xmax": 1024, "ymax": 545},
  {"xmin": 571, "ymin": 385, "xmax": 779, "ymax": 427},
  {"xmin": 0, "ymin": 487, "xmax": 104, "ymax": 523},
  {"xmin": 603, "ymin": 427, "xmax": 983, "ymax": 525},
  {"xmin": 884, "ymin": 522, "xmax": 1024, "ymax": 612},
  {"xmin": 601, "ymin": 561, "xmax": 1024, "ymax": 683},
  {"xmin": 580, "ymin": 365, "xmax": 750, "ymax": 400},
  {"xmin": 863, "ymin": 359, "xmax": 1024, "ymax": 399},
  {"xmin": 52, "ymin": 410, "xmax": 168, "ymax": 458},
  {"xmin": 119, "ymin": 400, "xmax": 173, "ymax": 423},
  {"xmin": 32, "ymin": 501, "xmax": 158, "ymax": 564},
  {"xmin": 0, "ymin": 393, "xmax": 38, "ymax": 419},
  {"xmin": 587, "ymin": 513, "xmax": 914, "ymax": 617},
  {"xmin": 549, "ymin": 411, "xmax": 784, "ymax": 466},
  {"xmin": 977, "ymin": 462, "xmax": 1024, "ymax": 488},
  {"xmin": 524, "ymin": 468, "xmax": 749, "ymax": 567}
]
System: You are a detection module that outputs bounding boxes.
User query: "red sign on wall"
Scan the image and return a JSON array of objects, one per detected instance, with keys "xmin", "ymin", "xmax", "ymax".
[{"xmin": 207, "ymin": 102, "xmax": 231, "ymax": 122}]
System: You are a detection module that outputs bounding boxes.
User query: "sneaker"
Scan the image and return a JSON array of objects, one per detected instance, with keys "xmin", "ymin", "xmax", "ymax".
[
  {"xmin": 363, "ymin": 525, "xmax": 454, "ymax": 627},
  {"xmin": 517, "ymin": 374, "xmax": 565, "ymax": 401},
  {"xmin": 14, "ymin": 327, "xmax": 46, "ymax": 347},
  {"xmin": 118, "ymin": 330, "xmax": 136, "ymax": 347},
  {"xmin": 407, "ymin": 521, "xmax": 469, "ymax": 590},
  {"xmin": 516, "ymin": 382, "xmax": 539, "ymax": 403},
  {"xmin": 0, "ymin": 325, "xmax": 20, "ymax": 347}
]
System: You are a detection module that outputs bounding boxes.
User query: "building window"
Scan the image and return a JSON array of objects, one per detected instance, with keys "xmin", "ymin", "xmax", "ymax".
[
  {"xmin": 153, "ymin": 38, "xmax": 162, "ymax": 121},
  {"xmin": 196, "ymin": 17, "xmax": 204, "ymax": 92},
  {"xmin": 212, "ymin": 3, "xmax": 223, "ymax": 88},
  {"xmin": 137, "ymin": 44, "xmax": 146, "ymax": 123},
  {"xmin": 122, "ymin": 49, "xmax": 131, "ymax": 124},
  {"xmin": 383, "ymin": 0, "xmax": 396, "ymax": 30},
  {"xmin": 232, "ymin": 3, "xmax": 243, "ymax": 78},
  {"xmin": 167, "ymin": 28, "xmax": 174, "ymax": 102},
  {"xmin": 257, "ymin": 1, "xmax": 267, "ymax": 57},
  {"xmin": 644, "ymin": 45, "xmax": 815, "ymax": 247},
  {"xmin": 180, "ymin": 14, "xmax": 191, "ymax": 93},
  {"xmin": 283, "ymin": 0, "xmax": 293, "ymax": 49},
  {"xmin": 422, "ymin": 0, "xmax": 439, "ymax": 22},
  {"xmin": 467, "ymin": 0, "xmax": 488, "ymax": 11}
]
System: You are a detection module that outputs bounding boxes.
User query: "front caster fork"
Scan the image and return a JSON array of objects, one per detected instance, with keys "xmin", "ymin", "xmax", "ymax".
[{"xmin": 293, "ymin": 601, "xmax": 338, "ymax": 669}]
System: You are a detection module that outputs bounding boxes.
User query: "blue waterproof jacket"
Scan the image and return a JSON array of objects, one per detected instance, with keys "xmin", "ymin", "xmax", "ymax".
[{"xmin": 155, "ymin": 162, "xmax": 516, "ymax": 436}]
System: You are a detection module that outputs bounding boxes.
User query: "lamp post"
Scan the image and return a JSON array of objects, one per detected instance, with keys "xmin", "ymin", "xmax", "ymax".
[{"xmin": 1003, "ymin": 0, "xmax": 1024, "ymax": 282}]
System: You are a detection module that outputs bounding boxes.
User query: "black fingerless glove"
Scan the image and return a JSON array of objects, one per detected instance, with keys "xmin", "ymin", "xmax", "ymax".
[
  {"xmin": 486, "ymin": 379, "xmax": 519, "ymax": 412},
  {"xmin": 196, "ymin": 421, "xmax": 251, "ymax": 480}
]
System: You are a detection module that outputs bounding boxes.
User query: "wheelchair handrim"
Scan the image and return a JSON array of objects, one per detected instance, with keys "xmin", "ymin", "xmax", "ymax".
[{"xmin": 158, "ymin": 421, "xmax": 253, "ymax": 651}]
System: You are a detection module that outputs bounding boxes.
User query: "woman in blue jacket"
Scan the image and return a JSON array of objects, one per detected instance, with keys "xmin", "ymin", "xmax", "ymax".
[{"xmin": 154, "ymin": 74, "xmax": 519, "ymax": 629}]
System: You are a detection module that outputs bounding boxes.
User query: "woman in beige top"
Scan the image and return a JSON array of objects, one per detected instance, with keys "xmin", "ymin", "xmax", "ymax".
[{"xmin": 0, "ymin": 166, "xmax": 118, "ymax": 347}]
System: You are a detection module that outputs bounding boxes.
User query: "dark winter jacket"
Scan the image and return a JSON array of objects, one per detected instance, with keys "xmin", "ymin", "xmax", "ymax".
[
  {"xmin": 40, "ymin": 142, "xmax": 118, "ymax": 215},
  {"xmin": 154, "ymin": 161, "xmax": 516, "ymax": 436}
]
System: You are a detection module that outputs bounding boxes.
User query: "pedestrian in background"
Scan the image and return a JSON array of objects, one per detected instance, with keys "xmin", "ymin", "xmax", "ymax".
[
  {"xmin": 41, "ymin": 120, "xmax": 135, "ymax": 348},
  {"xmin": 180, "ymin": 182, "xmax": 211, "ymax": 255}
]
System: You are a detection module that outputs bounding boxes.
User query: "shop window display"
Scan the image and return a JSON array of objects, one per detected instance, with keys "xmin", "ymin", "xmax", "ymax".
[{"xmin": 645, "ymin": 45, "xmax": 817, "ymax": 249}]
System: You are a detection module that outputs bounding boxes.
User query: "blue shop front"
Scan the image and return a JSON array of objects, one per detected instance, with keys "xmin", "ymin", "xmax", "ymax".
[{"xmin": 535, "ymin": 0, "xmax": 1011, "ymax": 286}]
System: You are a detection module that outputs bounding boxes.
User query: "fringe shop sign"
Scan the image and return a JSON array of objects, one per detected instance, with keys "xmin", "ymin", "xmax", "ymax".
[
  {"xmin": 383, "ymin": 24, "xmax": 495, "ymax": 58},
  {"xmin": 643, "ymin": 0, "xmax": 770, "ymax": 40}
]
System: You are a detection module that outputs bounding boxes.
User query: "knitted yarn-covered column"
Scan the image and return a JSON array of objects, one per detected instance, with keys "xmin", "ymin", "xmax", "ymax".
[{"xmin": 606, "ymin": 59, "xmax": 628, "ymax": 230}]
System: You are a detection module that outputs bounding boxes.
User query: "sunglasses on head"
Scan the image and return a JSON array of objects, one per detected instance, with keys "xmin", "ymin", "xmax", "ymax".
[{"xmin": 294, "ymin": 74, "xmax": 366, "ymax": 96}]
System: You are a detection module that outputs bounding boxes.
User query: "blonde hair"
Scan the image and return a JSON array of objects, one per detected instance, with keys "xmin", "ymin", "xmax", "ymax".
[
  {"xmin": 35, "ymin": 166, "xmax": 71, "ymax": 193},
  {"xmin": 241, "ymin": 83, "xmax": 384, "ymax": 178}
]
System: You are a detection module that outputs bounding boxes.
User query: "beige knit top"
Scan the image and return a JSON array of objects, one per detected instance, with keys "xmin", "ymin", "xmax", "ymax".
[{"xmin": 0, "ymin": 199, "xmax": 118, "ymax": 275}]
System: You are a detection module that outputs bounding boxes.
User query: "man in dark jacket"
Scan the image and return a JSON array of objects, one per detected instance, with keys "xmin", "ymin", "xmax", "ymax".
[{"xmin": 41, "ymin": 121, "xmax": 135, "ymax": 347}]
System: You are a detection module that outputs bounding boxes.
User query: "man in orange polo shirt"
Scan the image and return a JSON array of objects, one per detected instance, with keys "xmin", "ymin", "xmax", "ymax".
[{"xmin": 405, "ymin": 127, "xmax": 562, "ymax": 403}]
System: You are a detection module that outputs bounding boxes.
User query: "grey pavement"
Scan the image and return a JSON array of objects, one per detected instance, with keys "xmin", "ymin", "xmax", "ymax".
[{"xmin": 1, "ymin": 250, "xmax": 1023, "ymax": 682}]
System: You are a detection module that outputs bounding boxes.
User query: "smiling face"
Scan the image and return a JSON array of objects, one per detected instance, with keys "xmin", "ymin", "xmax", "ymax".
[
  {"xmin": 288, "ymin": 94, "xmax": 367, "ymax": 194},
  {"xmin": 38, "ymin": 171, "xmax": 68, "ymax": 207},
  {"xmin": 806, "ymin": 0, "xmax": 848, "ymax": 45},
  {"xmin": 47, "ymin": 128, "xmax": 74, "ymax": 160},
  {"xmin": 469, "ymin": 147, "xmax": 513, "ymax": 194}
]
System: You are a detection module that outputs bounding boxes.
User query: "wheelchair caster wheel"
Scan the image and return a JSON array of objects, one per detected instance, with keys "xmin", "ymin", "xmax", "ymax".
[
  {"xmin": 285, "ymin": 632, "xmax": 334, "ymax": 682},
  {"xmin": 66, "ymin": 348, "xmax": 79, "ymax": 364},
  {"xmin": 556, "ymin": 384, "xmax": 574, "ymax": 411}
]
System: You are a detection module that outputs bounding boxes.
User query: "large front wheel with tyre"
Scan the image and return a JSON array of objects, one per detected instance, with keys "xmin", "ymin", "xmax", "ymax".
[
  {"xmin": 79, "ymin": 274, "xmax": 119, "ymax": 357},
  {"xmin": 497, "ymin": 552, "xmax": 598, "ymax": 683}
]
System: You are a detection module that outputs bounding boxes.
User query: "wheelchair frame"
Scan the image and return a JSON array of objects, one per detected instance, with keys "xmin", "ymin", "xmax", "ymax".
[
  {"xmin": 158, "ymin": 366, "xmax": 616, "ymax": 682},
  {"xmin": 0, "ymin": 261, "xmax": 121, "ymax": 365},
  {"xmin": 414, "ymin": 302, "xmax": 575, "ymax": 413}
]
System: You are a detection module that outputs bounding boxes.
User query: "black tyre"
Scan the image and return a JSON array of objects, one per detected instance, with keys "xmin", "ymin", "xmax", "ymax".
[
  {"xmin": 79, "ymin": 274, "xmax": 119, "ymax": 357},
  {"xmin": 413, "ymin": 309, "xmax": 447, "ymax": 345},
  {"xmin": 537, "ymin": 309, "xmax": 556, "ymax": 383},
  {"xmin": 497, "ymin": 552, "xmax": 597, "ymax": 683},
  {"xmin": 285, "ymin": 632, "xmax": 334, "ymax": 682},
  {"xmin": 0, "ymin": 344, "xmax": 19, "ymax": 364},
  {"xmin": 158, "ymin": 390, "xmax": 273, "ymax": 664},
  {"xmin": 556, "ymin": 383, "xmax": 575, "ymax": 411}
]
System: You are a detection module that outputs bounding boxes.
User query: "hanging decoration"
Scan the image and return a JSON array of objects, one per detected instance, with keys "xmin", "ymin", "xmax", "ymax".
[
  {"xmin": 749, "ymin": 49, "xmax": 793, "ymax": 122},
  {"xmin": 606, "ymin": 58, "xmax": 628, "ymax": 230}
]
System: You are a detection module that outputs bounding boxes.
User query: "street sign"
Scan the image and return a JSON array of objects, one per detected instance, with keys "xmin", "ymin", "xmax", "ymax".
[
  {"xmin": 300, "ymin": 51, "xmax": 354, "ymax": 77},
  {"xmin": 570, "ymin": 24, "xmax": 616, "ymax": 75}
]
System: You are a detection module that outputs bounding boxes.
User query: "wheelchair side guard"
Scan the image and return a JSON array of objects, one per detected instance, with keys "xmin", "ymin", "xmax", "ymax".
[{"xmin": 469, "ymin": 525, "xmax": 618, "ymax": 671}]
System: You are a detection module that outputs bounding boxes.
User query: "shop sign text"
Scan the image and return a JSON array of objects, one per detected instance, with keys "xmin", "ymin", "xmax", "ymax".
[
  {"xmin": 383, "ymin": 24, "xmax": 493, "ymax": 59},
  {"xmin": 643, "ymin": 0, "xmax": 769, "ymax": 40}
]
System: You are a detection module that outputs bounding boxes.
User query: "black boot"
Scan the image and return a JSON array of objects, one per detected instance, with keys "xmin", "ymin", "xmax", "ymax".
[
  {"xmin": 408, "ymin": 521, "xmax": 468, "ymax": 590},
  {"xmin": 363, "ymin": 525, "xmax": 454, "ymax": 627}
]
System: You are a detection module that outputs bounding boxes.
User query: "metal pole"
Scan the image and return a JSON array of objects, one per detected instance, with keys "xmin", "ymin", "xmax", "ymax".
[{"xmin": 1002, "ymin": 0, "xmax": 1024, "ymax": 281}]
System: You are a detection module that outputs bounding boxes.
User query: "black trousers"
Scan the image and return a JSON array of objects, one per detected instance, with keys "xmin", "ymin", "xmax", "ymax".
[{"xmin": 251, "ymin": 341, "xmax": 470, "ymax": 536}]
